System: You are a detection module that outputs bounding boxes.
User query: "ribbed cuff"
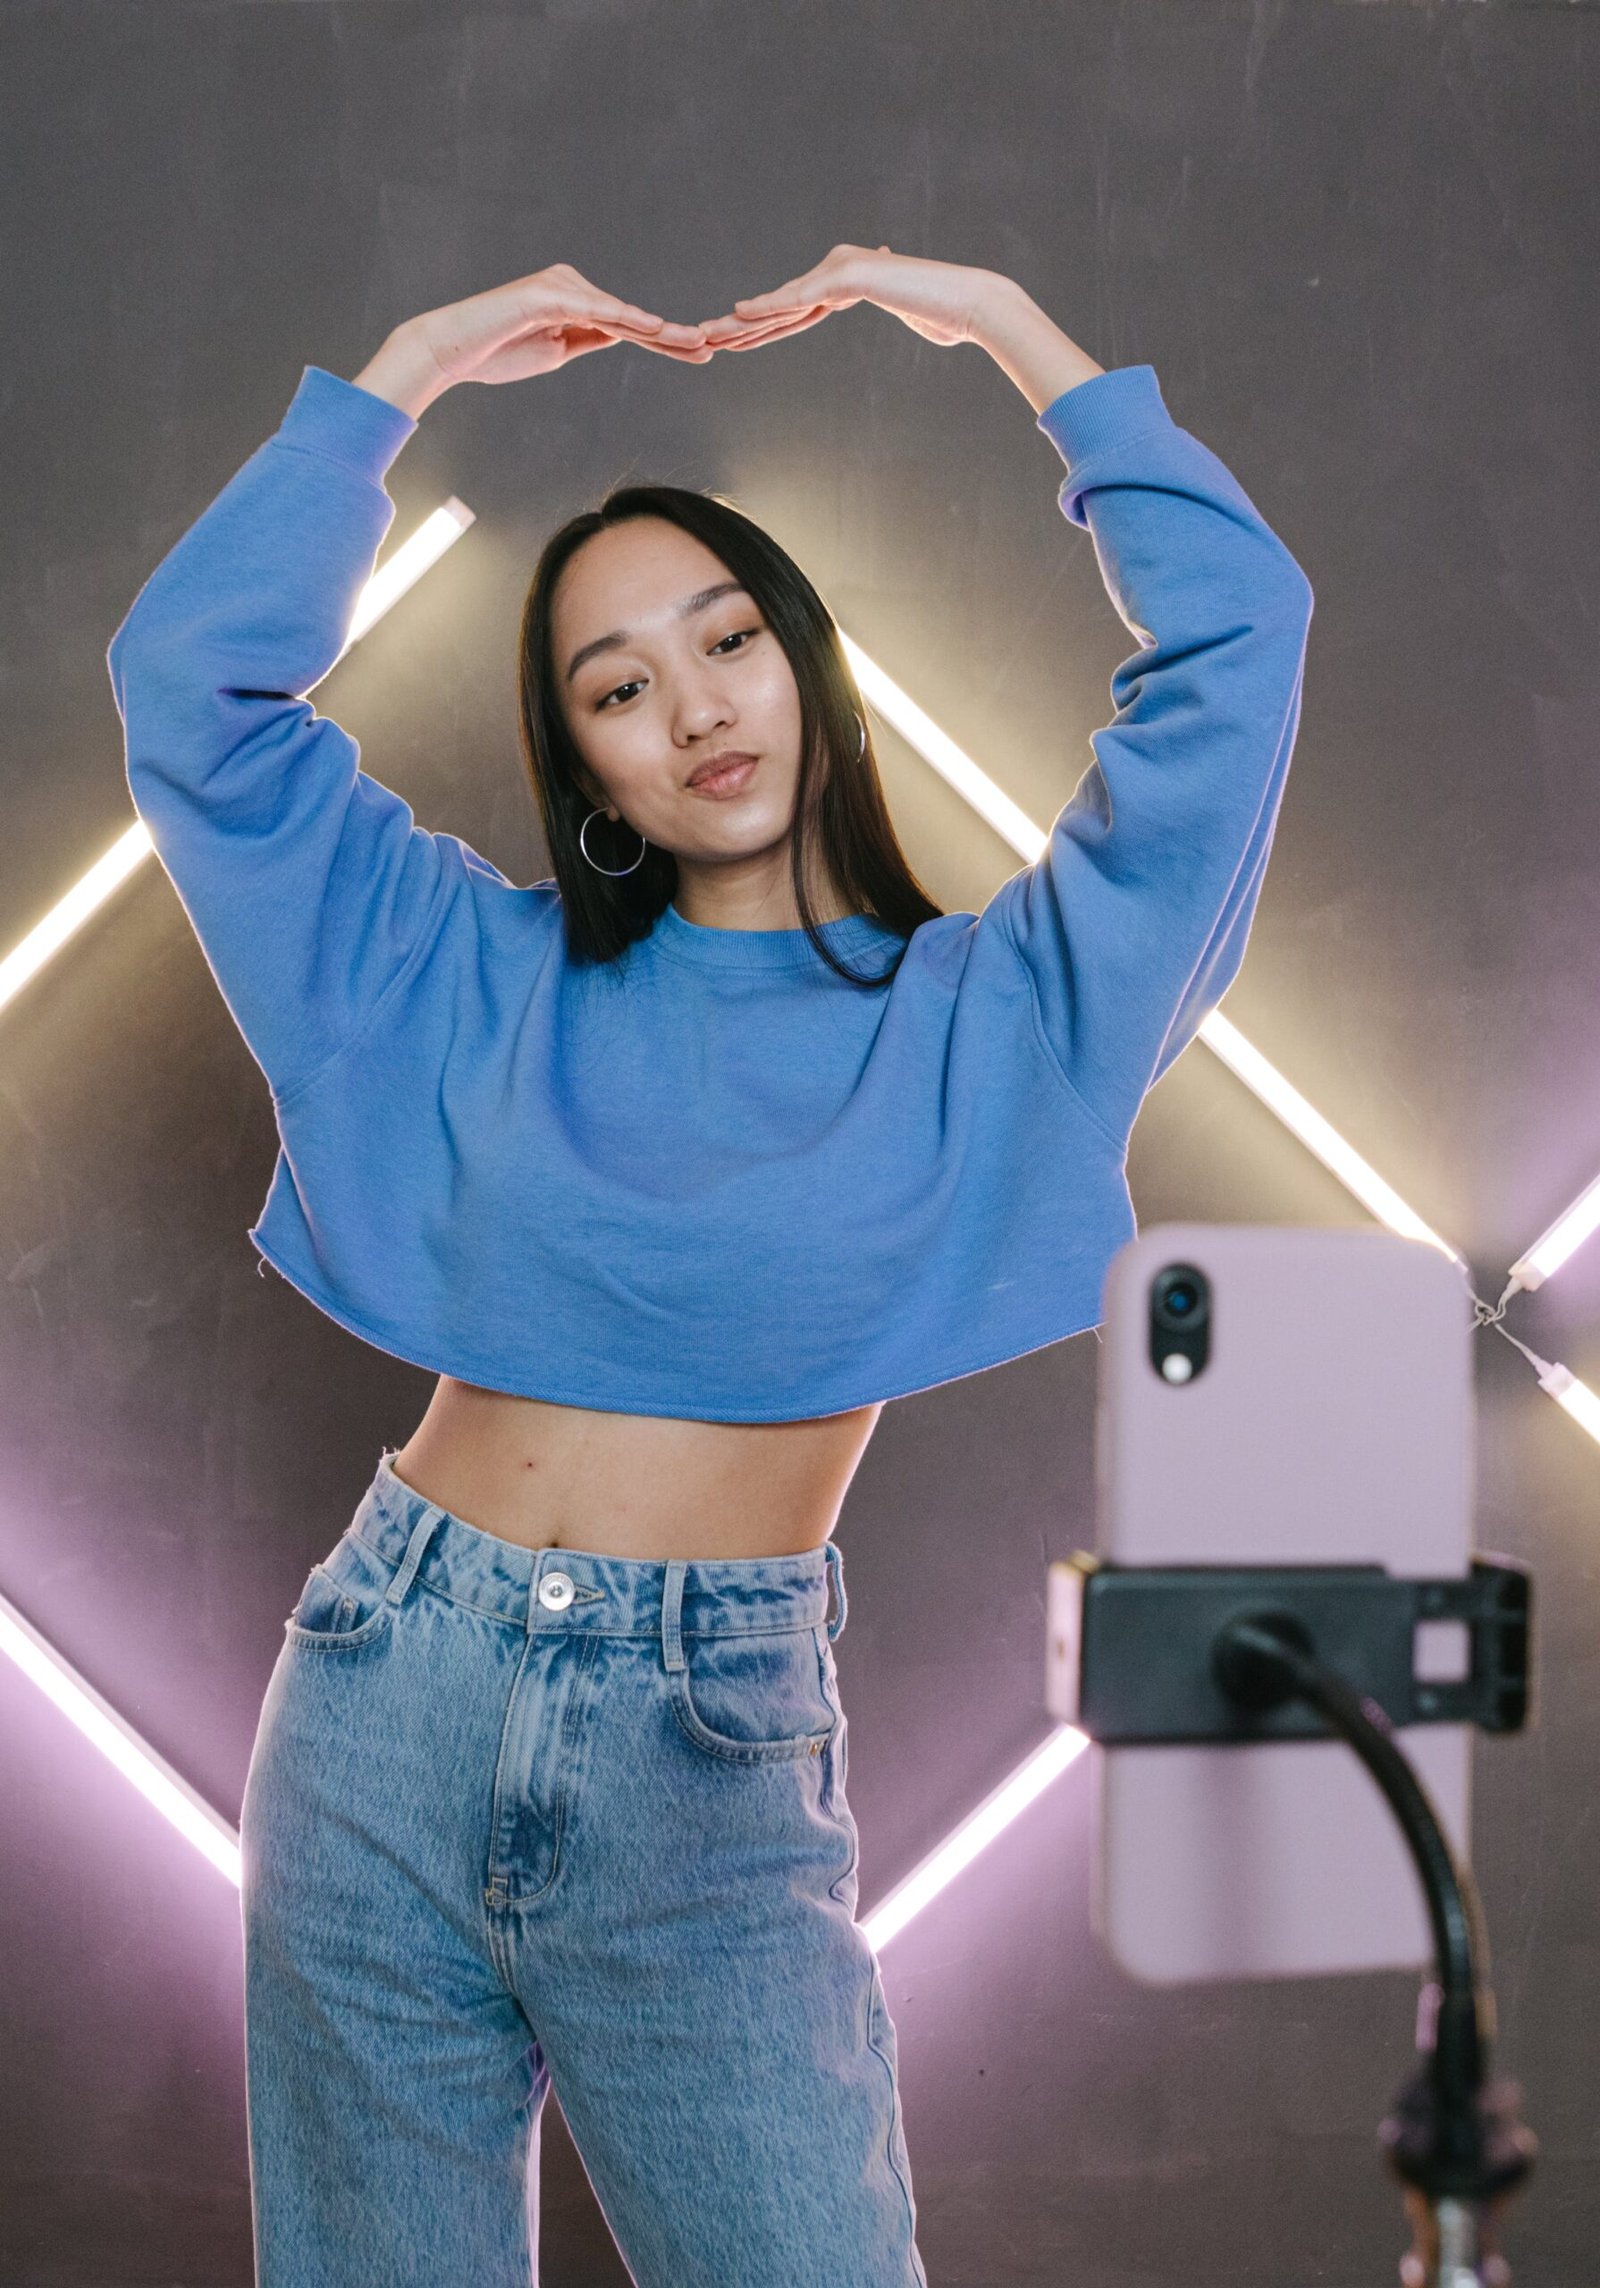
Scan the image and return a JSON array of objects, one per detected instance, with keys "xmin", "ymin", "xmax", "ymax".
[
  {"xmin": 274, "ymin": 364, "xmax": 420, "ymax": 482},
  {"xmin": 1036, "ymin": 363, "xmax": 1171, "ymax": 473}
]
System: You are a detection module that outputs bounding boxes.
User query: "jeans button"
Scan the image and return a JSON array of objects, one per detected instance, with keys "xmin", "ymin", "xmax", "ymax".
[{"xmin": 538, "ymin": 1570, "xmax": 576, "ymax": 1612}]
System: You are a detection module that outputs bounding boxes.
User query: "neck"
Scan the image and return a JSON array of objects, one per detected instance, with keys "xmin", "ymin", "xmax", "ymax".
[{"xmin": 670, "ymin": 851, "xmax": 855, "ymax": 932}]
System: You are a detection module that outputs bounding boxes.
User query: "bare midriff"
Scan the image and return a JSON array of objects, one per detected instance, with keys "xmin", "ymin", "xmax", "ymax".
[{"xmin": 388, "ymin": 1375, "xmax": 884, "ymax": 1560}]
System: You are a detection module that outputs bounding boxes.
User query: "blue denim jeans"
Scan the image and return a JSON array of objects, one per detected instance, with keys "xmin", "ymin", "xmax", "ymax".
[{"xmin": 239, "ymin": 1450, "xmax": 926, "ymax": 2286}]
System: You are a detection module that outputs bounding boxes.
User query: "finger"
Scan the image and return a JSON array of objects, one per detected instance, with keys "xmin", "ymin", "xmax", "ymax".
[
  {"xmin": 593, "ymin": 308, "xmax": 707, "ymax": 343},
  {"xmin": 603, "ymin": 309, "xmax": 713, "ymax": 341},
  {"xmin": 725, "ymin": 257, "xmax": 842, "ymax": 314},
  {"xmin": 582, "ymin": 322, "xmax": 710, "ymax": 356},
  {"xmin": 630, "ymin": 336, "xmax": 718, "ymax": 362},
  {"xmin": 707, "ymin": 309, "xmax": 831, "ymax": 351},
  {"xmin": 729, "ymin": 283, "xmax": 830, "ymax": 316},
  {"xmin": 578, "ymin": 310, "xmax": 715, "ymax": 359},
  {"xmin": 566, "ymin": 318, "xmax": 685, "ymax": 357},
  {"xmin": 591, "ymin": 327, "xmax": 711, "ymax": 359},
  {"xmin": 546, "ymin": 284, "xmax": 705, "ymax": 343},
  {"xmin": 726, "ymin": 244, "xmax": 884, "ymax": 319},
  {"xmin": 700, "ymin": 303, "xmax": 820, "ymax": 341},
  {"xmin": 573, "ymin": 318, "xmax": 705, "ymax": 357}
]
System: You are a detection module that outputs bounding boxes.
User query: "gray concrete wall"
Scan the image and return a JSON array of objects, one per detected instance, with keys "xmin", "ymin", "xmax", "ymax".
[{"xmin": 2, "ymin": 2, "xmax": 1596, "ymax": 2280}]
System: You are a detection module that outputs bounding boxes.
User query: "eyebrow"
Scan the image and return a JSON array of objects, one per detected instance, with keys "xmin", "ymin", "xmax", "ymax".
[{"xmin": 563, "ymin": 581, "xmax": 752, "ymax": 685}]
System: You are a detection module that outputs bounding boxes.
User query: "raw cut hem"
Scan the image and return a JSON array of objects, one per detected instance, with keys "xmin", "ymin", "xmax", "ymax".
[{"xmin": 248, "ymin": 1227, "xmax": 1104, "ymax": 1423}]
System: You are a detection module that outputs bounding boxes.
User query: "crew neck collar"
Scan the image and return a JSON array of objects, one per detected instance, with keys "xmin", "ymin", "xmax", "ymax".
[{"xmin": 652, "ymin": 899, "xmax": 903, "ymax": 972}]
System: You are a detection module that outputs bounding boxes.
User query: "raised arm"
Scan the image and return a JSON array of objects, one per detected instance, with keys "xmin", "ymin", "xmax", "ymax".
[
  {"xmin": 701, "ymin": 252, "xmax": 1313, "ymax": 1148},
  {"xmin": 107, "ymin": 265, "xmax": 711, "ymax": 1104},
  {"xmin": 984, "ymin": 344, "xmax": 1313, "ymax": 1147},
  {"xmin": 107, "ymin": 369, "xmax": 448, "ymax": 1104}
]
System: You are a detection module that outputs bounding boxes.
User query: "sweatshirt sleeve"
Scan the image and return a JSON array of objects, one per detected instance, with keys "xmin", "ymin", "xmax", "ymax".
[
  {"xmin": 985, "ymin": 364, "xmax": 1313, "ymax": 1147},
  {"xmin": 106, "ymin": 365, "xmax": 455, "ymax": 1105}
]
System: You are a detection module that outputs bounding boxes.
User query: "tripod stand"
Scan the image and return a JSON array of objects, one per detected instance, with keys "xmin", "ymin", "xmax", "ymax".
[{"xmin": 1058, "ymin": 1554, "xmax": 1538, "ymax": 2287}]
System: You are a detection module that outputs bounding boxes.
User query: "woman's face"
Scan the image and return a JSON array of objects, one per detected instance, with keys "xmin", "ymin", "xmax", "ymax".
[{"xmin": 553, "ymin": 517, "xmax": 806, "ymax": 869}]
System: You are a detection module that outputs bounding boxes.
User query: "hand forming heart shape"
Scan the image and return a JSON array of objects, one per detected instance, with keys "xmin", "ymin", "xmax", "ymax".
[
  {"xmin": 395, "ymin": 247, "xmax": 997, "ymax": 400},
  {"xmin": 695, "ymin": 243, "xmax": 991, "ymax": 354}
]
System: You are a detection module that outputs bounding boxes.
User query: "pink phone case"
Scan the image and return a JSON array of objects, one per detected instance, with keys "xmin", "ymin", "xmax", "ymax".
[{"xmin": 1088, "ymin": 1223, "xmax": 1473, "ymax": 1984}]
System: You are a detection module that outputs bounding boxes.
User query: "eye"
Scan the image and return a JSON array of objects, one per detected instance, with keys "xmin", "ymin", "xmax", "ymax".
[
  {"xmin": 595, "ymin": 679, "xmax": 644, "ymax": 711},
  {"xmin": 594, "ymin": 626, "xmax": 762, "ymax": 710}
]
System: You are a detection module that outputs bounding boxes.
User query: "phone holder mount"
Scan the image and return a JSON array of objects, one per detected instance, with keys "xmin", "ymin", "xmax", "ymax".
[{"xmin": 1055, "ymin": 1553, "xmax": 1538, "ymax": 2288}]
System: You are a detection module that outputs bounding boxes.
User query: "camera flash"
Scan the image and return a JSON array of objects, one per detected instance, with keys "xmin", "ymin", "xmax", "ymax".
[{"xmin": 1160, "ymin": 1353, "xmax": 1194, "ymax": 1384}]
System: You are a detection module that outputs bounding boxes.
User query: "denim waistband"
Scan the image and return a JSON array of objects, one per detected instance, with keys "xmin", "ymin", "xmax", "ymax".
[{"xmin": 351, "ymin": 1449, "xmax": 847, "ymax": 1645}]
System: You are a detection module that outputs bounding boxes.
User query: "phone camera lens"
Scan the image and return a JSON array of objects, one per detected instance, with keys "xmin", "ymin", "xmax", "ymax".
[
  {"xmin": 1149, "ymin": 1262, "xmax": 1211, "ymax": 1383},
  {"xmin": 1152, "ymin": 1264, "xmax": 1209, "ymax": 1333}
]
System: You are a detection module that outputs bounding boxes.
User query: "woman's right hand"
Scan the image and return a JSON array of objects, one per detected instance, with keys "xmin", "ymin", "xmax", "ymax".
[{"xmin": 354, "ymin": 264, "xmax": 713, "ymax": 416}]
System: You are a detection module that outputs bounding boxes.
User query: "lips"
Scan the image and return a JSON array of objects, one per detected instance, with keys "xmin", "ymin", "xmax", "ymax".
[{"xmin": 685, "ymin": 752, "xmax": 757, "ymax": 791}]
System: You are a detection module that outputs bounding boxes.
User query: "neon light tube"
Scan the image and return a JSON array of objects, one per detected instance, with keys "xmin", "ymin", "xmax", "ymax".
[
  {"xmin": 341, "ymin": 496, "xmax": 475, "ymax": 649},
  {"xmin": 1535, "ymin": 1362, "xmax": 1600, "ymax": 1450},
  {"xmin": 862, "ymin": 1722, "xmax": 1088, "ymax": 1951},
  {"xmin": 0, "ymin": 500, "xmax": 474, "ymax": 1025},
  {"xmin": 0, "ymin": 823, "xmax": 152, "ymax": 1018},
  {"xmin": 1507, "ymin": 1172, "xmax": 1600, "ymax": 1294},
  {"xmin": 841, "ymin": 634, "xmax": 1048, "ymax": 861},
  {"xmin": 1198, "ymin": 1011, "xmax": 1462, "ymax": 1262},
  {"xmin": 0, "ymin": 1585, "xmax": 241, "ymax": 1886}
]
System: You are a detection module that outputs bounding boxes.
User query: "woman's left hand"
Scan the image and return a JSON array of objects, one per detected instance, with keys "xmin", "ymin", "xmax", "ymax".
[{"xmin": 698, "ymin": 245, "xmax": 1003, "ymax": 353}]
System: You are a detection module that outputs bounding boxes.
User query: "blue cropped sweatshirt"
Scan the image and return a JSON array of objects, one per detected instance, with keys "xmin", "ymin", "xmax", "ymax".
[{"xmin": 106, "ymin": 361, "xmax": 1312, "ymax": 1423}]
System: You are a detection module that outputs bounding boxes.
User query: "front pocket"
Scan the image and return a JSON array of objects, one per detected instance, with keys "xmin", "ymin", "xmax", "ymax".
[
  {"xmin": 669, "ymin": 1622, "xmax": 839, "ymax": 1765},
  {"xmin": 284, "ymin": 1530, "xmax": 398, "ymax": 1652}
]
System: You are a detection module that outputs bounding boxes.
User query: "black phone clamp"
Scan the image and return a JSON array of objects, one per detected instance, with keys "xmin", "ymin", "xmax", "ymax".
[{"xmin": 1057, "ymin": 1553, "xmax": 1538, "ymax": 2288}]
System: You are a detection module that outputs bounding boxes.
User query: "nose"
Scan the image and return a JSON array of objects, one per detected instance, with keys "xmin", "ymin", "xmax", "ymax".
[{"xmin": 671, "ymin": 670, "xmax": 735, "ymax": 746}]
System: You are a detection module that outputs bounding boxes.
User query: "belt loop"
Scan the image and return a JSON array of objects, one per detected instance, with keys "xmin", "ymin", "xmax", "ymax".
[
  {"xmin": 661, "ymin": 1559, "xmax": 688, "ymax": 1673},
  {"xmin": 823, "ymin": 1541, "xmax": 847, "ymax": 1641},
  {"xmin": 384, "ymin": 1506, "xmax": 442, "ymax": 1611}
]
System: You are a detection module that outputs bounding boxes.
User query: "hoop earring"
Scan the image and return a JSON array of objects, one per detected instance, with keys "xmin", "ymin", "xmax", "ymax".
[
  {"xmin": 855, "ymin": 711, "xmax": 868, "ymax": 759},
  {"xmin": 579, "ymin": 806, "xmax": 648, "ymax": 877}
]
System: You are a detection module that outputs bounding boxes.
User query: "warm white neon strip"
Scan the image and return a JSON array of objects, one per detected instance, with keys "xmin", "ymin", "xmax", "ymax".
[
  {"xmin": 862, "ymin": 1722, "xmax": 1088, "ymax": 1951},
  {"xmin": 1508, "ymin": 1173, "xmax": 1600, "ymax": 1294},
  {"xmin": 0, "ymin": 502, "xmax": 474, "ymax": 1026},
  {"xmin": 842, "ymin": 634, "xmax": 1048, "ymax": 862},
  {"xmin": 0, "ymin": 1585, "xmax": 241, "ymax": 1886},
  {"xmin": 843, "ymin": 632, "xmax": 1459, "ymax": 1263},
  {"xmin": 1198, "ymin": 1010, "xmax": 1463, "ymax": 1262},
  {"xmin": 342, "ymin": 496, "xmax": 476, "ymax": 647},
  {"xmin": 0, "ymin": 823, "xmax": 153, "ymax": 1017},
  {"xmin": 1535, "ymin": 1362, "xmax": 1600, "ymax": 1449}
]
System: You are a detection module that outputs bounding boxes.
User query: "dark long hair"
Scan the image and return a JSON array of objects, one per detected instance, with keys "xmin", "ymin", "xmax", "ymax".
[{"xmin": 515, "ymin": 483, "xmax": 944, "ymax": 988}]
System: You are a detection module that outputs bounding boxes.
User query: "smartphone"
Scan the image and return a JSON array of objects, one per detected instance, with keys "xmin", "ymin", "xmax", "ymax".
[{"xmin": 1052, "ymin": 1223, "xmax": 1475, "ymax": 1985}]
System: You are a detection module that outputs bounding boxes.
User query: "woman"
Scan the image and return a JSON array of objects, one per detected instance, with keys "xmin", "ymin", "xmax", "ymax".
[{"xmin": 107, "ymin": 245, "xmax": 1312, "ymax": 2286}]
